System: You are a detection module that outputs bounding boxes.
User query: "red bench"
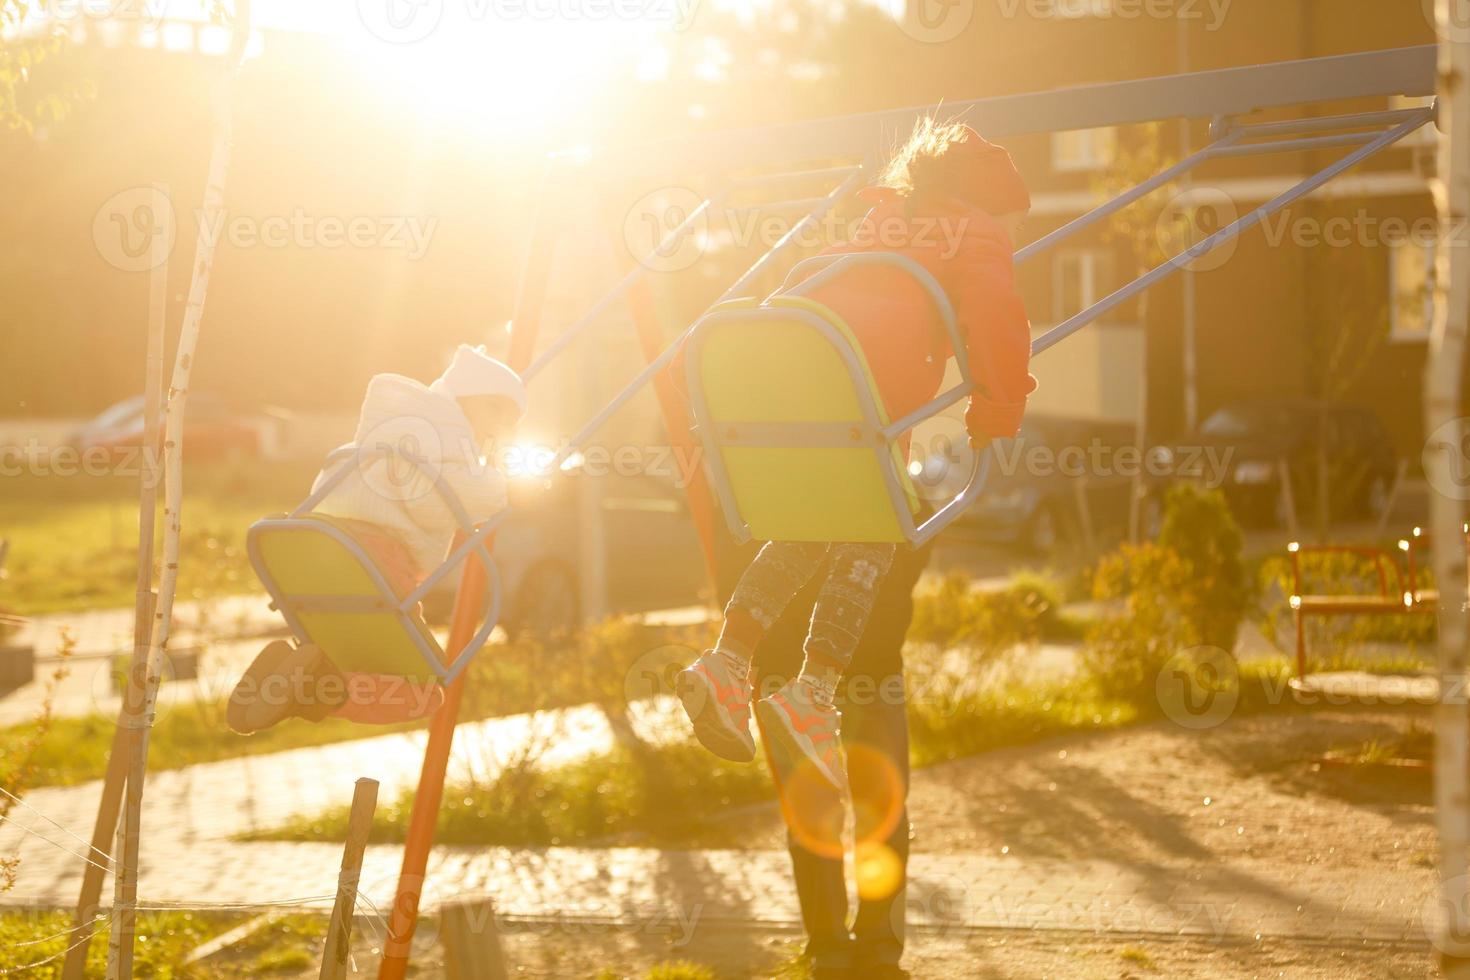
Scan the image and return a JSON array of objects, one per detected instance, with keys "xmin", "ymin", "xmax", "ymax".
[{"xmin": 1287, "ymin": 536, "xmax": 1439, "ymax": 677}]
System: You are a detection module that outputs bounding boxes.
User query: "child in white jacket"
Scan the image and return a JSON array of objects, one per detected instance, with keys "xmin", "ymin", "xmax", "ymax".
[{"xmin": 228, "ymin": 345, "xmax": 525, "ymax": 734}]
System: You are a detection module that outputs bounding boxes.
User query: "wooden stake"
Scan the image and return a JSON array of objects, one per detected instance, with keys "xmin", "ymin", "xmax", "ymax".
[
  {"xmin": 321, "ymin": 778, "xmax": 379, "ymax": 980},
  {"xmin": 61, "ymin": 180, "xmax": 169, "ymax": 980},
  {"xmin": 106, "ymin": 7, "xmax": 251, "ymax": 977}
]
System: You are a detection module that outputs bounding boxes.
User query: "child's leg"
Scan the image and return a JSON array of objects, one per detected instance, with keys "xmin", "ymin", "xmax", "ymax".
[
  {"xmin": 718, "ymin": 541, "xmax": 831, "ymax": 661},
  {"xmin": 678, "ymin": 541, "xmax": 829, "ymax": 763},
  {"xmin": 799, "ymin": 543, "xmax": 898, "ymax": 699},
  {"xmin": 333, "ymin": 674, "xmax": 444, "ymax": 724},
  {"xmin": 754, "ymin": 543, "xmax": 895, "ymax": 792}
]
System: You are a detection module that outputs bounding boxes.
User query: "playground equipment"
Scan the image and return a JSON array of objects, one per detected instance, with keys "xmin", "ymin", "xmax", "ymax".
[
  {"xmin": 55, "ymin": 34, "xmax": 1466, "ymax": 977},
  {"xmin": 247, "ymin": 447, "xmax": 504, "ymax": 684},
  {"xmin": 685, "ymin": 252, "xmax": 984, "ymax": 546},
  {"xmin": 374, "ymin": 44, "xmax": 1447, "ymax": 979}
]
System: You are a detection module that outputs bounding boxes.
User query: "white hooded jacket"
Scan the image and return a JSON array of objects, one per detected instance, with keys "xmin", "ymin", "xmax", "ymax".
[{"xmin": 310, "ymin": 373, "xmax": 508, "ymax": 574}]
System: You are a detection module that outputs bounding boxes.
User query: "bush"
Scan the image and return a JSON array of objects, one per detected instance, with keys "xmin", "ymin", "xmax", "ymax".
[
  {"xmin": 1082, "ymin": 485, "xmax": 1248, "ymax": 705},
  {"xmin": 909, "ymin": 570, "xmax": 1061, "ymax": 653}
]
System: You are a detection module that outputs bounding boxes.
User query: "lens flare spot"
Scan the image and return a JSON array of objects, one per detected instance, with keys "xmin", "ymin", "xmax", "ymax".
[{"xmin": 855, "ymin": 842, "xmax": 903, "ymax": 902}]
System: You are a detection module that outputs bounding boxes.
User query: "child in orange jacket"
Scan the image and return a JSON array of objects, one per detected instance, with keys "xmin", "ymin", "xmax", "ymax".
[{"xmin": 677, "ymin": 119, "xmax": 1036, "ymax": 791}]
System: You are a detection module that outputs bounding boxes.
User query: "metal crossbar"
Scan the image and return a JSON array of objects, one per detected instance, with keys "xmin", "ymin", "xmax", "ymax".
[{"xmin": 1025, "ymin": 103, "xmax": 1437, "ymax": 355}]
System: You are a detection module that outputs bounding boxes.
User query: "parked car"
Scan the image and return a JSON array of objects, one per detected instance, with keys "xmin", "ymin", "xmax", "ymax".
[
  {"xmin": 1157, "ymin": 400, "xmax": 1397, "ymax": 527},
  {"xmin": 912, "ymin": 414, "xmax": 1138, "ymax": 552},
  {"xmin": 69, "ymin": 394, "xmax": 265, "ymax": 462}
]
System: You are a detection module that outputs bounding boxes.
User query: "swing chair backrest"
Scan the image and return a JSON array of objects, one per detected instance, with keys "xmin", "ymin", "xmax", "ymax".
[
  {"xmin": 686, "ymin": 251, "xmax": 990, "ymax": 546},
  {"xmin": 246, "ymin": 446, "xmax": 503, "ymax": 685}
]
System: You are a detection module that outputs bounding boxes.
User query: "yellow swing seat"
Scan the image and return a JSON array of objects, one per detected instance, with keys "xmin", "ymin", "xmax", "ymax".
[
  {"xmin": 684, "ymin": 252, "xmax": 991, "ymax": 546},
  {"xmin": 247, "ymin": 446, "xmax": 503, "ymax": 685}
]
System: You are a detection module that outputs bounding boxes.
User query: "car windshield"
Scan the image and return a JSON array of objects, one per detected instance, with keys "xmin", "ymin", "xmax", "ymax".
[
  {"xmin": 91, "ymin": 397, "xmax": 145, "ymax": 428},
  {"xmin": 1200, "ymin": 405, "xmax": 1300, "ymax": 438}
]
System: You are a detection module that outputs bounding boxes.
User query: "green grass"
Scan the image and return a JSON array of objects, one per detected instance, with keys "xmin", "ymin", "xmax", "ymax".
[
  {"xmin": 7, "ymin": 700, "xmax": 425, "ymax": 787},
  {"xmin": 246, "ymin": 664, "xmax": 1142, "ymax": 848},
  {"xmin": 0, "ymin": 459, "xmax": 319, "ymax": 615},
  {"xmin": 0, "ymin": 909, "xmax": 329, "ymax": 977},
  {"xmin": 245, "ymin": 739, "xmax": 775, "ymax": 846},
  {"xmin": 1119, "ymin": 945, "xmax": 1156, "ymax": 970}
]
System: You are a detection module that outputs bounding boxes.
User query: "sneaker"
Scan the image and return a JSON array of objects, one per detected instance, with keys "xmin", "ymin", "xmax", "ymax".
[
  {"xmin": 756, "ymin": 676, "xmax": 847, "ymax": 792},
  {"xmin": 676, "ymin": 649, "xmax": 756, "ymax": 762},
  {"xmin": 226, "ymin": 641, "xmax": 342, "ymax": 734}
]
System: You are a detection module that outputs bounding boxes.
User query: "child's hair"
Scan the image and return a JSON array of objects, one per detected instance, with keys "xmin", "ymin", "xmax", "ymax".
[
  {"xmin": 877, "ymin": 114, "xmax": 1031, "ymax": 219},
  {"xmin": 879, "ymin": 115, "xmax": 976, "ymax": 203}
]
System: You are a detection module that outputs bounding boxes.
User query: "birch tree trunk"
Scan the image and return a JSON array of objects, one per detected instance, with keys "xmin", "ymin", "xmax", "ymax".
[
  {"xmin": 105, "ymin": 5, "xmax": 251, "ymax": 976},
  {"xmin": 1427, "ymin": 6, "xmax": 1470, "ymax": 973}
]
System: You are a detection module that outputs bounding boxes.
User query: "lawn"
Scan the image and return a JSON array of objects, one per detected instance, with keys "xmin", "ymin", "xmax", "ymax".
[
  {"xmin": 0, "ymin": 459, "xmax": 320, "ymax": 616},
  {"xmin": 0, "ymin": 908, "xmax": 325, "ymax": 978}
]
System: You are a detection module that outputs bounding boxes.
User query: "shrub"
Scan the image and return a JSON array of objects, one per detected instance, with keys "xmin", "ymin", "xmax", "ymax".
[
  {"xmin": 1082, "ymin": 485, "xmax": 1248, "ymax": 705},
  {"xmin": 909, "ymin": 570, "xmax": 1060, "ymax": 654}
]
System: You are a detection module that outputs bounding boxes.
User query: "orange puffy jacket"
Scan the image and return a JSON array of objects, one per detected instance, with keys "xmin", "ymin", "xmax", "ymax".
[{"xmin": 797, "ymin": 188, "xmax": 1036, "ymax": 440}]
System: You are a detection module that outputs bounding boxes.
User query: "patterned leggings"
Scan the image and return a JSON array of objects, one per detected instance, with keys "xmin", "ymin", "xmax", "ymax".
[{"xmin": 727, "ymin": 541, "xmax": 897, "ymax": 674}]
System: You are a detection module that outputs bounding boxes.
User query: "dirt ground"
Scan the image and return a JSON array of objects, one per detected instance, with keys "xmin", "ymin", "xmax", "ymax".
[{"xmin": 718, "ymin": 704, "xmax": 1437, "ymax": 874}]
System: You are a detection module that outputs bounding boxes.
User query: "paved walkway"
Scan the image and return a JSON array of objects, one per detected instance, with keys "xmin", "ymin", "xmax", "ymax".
[{"xmin": 0, "ymin": 835, "xmax": 1433, "ymax": 947}]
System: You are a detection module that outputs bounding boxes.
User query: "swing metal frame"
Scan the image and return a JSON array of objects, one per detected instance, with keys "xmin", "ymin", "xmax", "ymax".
[{"xmin": 377, "ymin": 44, "xmax": 1440, "ymax": 978}]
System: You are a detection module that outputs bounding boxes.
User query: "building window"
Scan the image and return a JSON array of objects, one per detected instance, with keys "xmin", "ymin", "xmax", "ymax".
[
  {"xmin": 1390, "ymin": 238, "xmax": 1436, "ymax": 342},
  {"xmin": 1052, "ymin": 127, "xmax": 1116, "ymax": 173},
  {"xmin": 1054, "ymin": 248, "xmax": 1116, "ymax": 323}
]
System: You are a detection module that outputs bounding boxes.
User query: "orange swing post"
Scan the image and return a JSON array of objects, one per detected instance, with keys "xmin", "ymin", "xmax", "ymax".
[{"xmin": 377, "ymin": 184, "xmax": 557, "ymax": 980}]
